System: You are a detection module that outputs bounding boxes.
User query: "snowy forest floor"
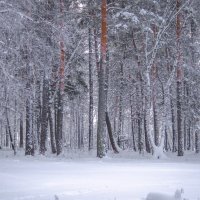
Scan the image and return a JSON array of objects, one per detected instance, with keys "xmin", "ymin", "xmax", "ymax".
[{"xmin": 0, "ymin": 150, "xmax": 200, "ymax": 200}]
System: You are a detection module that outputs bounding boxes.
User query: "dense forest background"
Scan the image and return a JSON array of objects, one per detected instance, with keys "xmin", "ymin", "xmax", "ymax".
[{"xmin": 0, "ymin": 0, "xmax": 200, "ymax": 158}]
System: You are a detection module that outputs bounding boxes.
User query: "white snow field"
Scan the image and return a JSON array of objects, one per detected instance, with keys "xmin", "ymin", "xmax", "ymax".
[{"xmin": 0, "ymin": 151, "xmax": 200, "ymax": 200}]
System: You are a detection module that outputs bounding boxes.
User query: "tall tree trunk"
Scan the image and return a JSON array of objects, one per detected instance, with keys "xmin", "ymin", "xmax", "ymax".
[
  {"xmin": 105, "ymin": 112, "xmax": 119, "ymax": 153},
  {"xmin": 48, "ymin": 106, "xmax": 57, "ymax": 154},
  {"xmin": 195, "ymin": 130, "xmax": 199, "ymax": 153},
  {"xmin": 130, "ymin": 94, "xmax": 136, "ymax": 151},
  {"xmin": 14, "ymin": 99, "xmax": 17, "ymax": 154},
  {"xmin": 97, "ymin": 0, "xmax": 107, "ymax": 158},
  {"xmin": 88, "ymin": 27, "xmax": 94, "ymax": 151},
  {"xmin": 187, "ymin": 120, "xmax": 191, "ymax": 151},
  {"xmin": 94, "ymin": 28, "xmax": 100, "ymax": 75},
  {"xmin": 35, "ymin": 80, "xmax": 41, "ymax": 148},
  {"xmin": 138, "ymin": 117, "xmax": 143, "ymax": 153},
  {"xmin": 55, "ymin": 0, "xmax": 65, "ymax": 155},
  {"xmin": 0, "ymin": 121, "xmax": 2, "ymax": 149},
  {"xmin": 6, "ymin": 111, "xmax": 16, "ymax": 155},
  {"xmin": 25, "ymin": 90, "xmax": 34, "ymax": 156},
  {"xmin": 176, "ymin": 0, "xmax": 184, "ymax": 156},
  {"xmin": 144, "ymin": 110, "xmax": 151, "ymax": 153},
  {"xmin": 152, "ymin": 24, "xmax": 159, "ymax": 147},
  {"xmin": 55, "ymin": 90, "xmax": 64, "ymax": 155},
  {"xmin": 40, "ymin": 78, "xmax": 50, "ymax": 155},
  {"xmin": 132, "ymin": 35, "xmax": 146, "ymax": 153},
  {"xmin": 5, "ymin": 125, "xmax": 9, "ymax": 147},
  {"xmin": 137, "ymin": 75, "xmax": 144, "ymax": 153},
  {"xmin": 19, "ymin": 113, "xmax": 24, "ymax": 148},
  {"xmin": 117, "ymin": 61, "xmax": 124, "ymax": 148}
]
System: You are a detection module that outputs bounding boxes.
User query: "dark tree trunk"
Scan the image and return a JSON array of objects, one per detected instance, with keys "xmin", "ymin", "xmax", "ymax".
[
  {"xmin": 55, "ymin": 89, "xmax": 63, "ymax": 155},
  {"xmin": 176, "ymin": 0, "xmax": 184, "ymax": 156},
  {"xmin": 164, "ymin": 127, "xmax": 168, "ymax": 151},
  {"xmin": 144, "ymin": 111, "xmax": 151, "ymax": 153},
  {"xmin": 187, "ymin": 121, "xmax": 191, "ymax": 151},
  {"xmin": 88, "ymin": 27, "xmax": 94, "ymax": 151},
  {"xmin": 117, "ymin": 61, "xmax": 124, "ymax": 148},
  {"xmin": 5, "ymin": 125, "xmax": 9, "ymax": 147},
  {"xmin": 6, "ymin": 112, "xmax": 16, "ymax": 155},
  {"xmin": 54, "ymin": 0, "xmax": 65, "ymax": 155},
  {"xmin": 94, "ymin": 28, "xmax": 100, "ymax": 75},
  {"xmin": 105, "ymin": 112, "xmax": 119, "ymax": 153},
  {"xmin": 19, "ymin": 113, "xmax": 24, "ymax": 148},
  {"xmin": 25, "ymin": 94, "xmax": 34, "ymax": 156},
  {"xmin": 35, "ymin": 80, "xmax": 41, "ymax": 148},
  {"xmin": 152, "ymin": 25, "xmax": 159, "ymax": 147},
  {"xmin": 177, "ymin": 81, "xmax": 184, "ymax": 156},
  {"xmin": 40, "ymin": 78, "xmax": 50, "ymax": 155},
  {"xmin": 97, "ymin": 60, "xmax": 106, "ymax": 158},
  {"xmin": 171, "ymin": 98, "xmax": 176, "ymax": 152},
  {"xmin": 77, "ymin": 108, "xmax": 81, "ymax": 149},
  {"xmin": 195, "ymin": 130, "xmax": 199, "ymax": 153},
  {"xmin": 153, "ymin": 102, "xmax": 159, "ymax": 146},
  {"xmin": 48, "ymin": 106, "xmax": 57, "ymax": 154},
  {"xmin": 184, "ymin": 118, "xmax": 187, "ymax": 151},
  {"xmin": 130, "ymin": 95, "xmax": 136, "ymax": 151},
  {"xmin": 97, "ymin": 0, "xmax": 107, "ymax": 158},
  {"xmin": 138, "ymin": 118, "xmax": 143, "ymax": 153}
]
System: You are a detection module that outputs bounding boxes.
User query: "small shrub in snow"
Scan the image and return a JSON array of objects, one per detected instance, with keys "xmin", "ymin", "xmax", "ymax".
[{"xmin": 146, "ymin": 189, "xmax": 184, "ymax": 200}]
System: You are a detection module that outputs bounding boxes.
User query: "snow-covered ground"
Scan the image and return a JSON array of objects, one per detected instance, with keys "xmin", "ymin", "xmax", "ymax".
[{"xmin": 0, "ymin": 150, "xmax": 200, "ymax": 200}]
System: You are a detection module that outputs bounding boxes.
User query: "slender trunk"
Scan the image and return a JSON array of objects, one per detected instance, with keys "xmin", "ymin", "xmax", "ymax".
[
  {"xmin": 5, "ymin": 125, "xmax": 9, "ymax": 147},
  {"xmin": 195, "ymin": 130, "xmax": 199, "ymax": 153},
  {"xmin": 19, "ymin": 113, "xmax": 23, "ymax": 148},
  {"xmin": 6, "ymin": 112, "xmax": 16, "ymax": 155},
  {"xmin": 55, "ymin": 0, "xmax": 65, "ymax": 155},
  {"xmin": 94, "ymin": 28, "xmax": 100, "ymax": 75},
  {"xmin": 137, "ymin": 76, "xmax": 144, "ymax": 153},
  {"xmin": 88, "ymin": 27, "xmax": 93, "ymax": 151},
  {"xmin": 55, "ymin": 90, "xmax": 63, "ymax": 155},
  {"xmin": 77, "ymin": 103, "xmax": 81, "ymax": 149},
  {"xmin": 152, "ymin": 24, "xmax": 159, "ymax": 147},
  {"xmin": 164, "ymin": 127, "xmax": 168, "ymax": 151},
  {"xmin": 48, "ymin": 106, "xmax": 57, "ymax": 154},
  {"xmin": 81, "ymin": 110, "xmax": 84, "ymax": 149},
  {"xmin": 187, "ymin": 120, "xmax": 191, "ymax": 150},
  {"xmin": 105, "ymin": 112, "xmax": 119, "ymax": 153},
  {"xmin": 117, "ymin": 61, "xmax": 124, "ymax": 147},
  {"xmin": 171, "ymin": 97, "xmax": 177, "ymax": 152},
  {"xmin": 130, "ymin": 94, "xmax": 136, "ymax": 151},
  {"xmin": 0, "ymin": 121, "xmax": 2, "ymax": 149},
  {"xmin": 144, "ymin": 111, "xmax": 151, "ymax": 153},
  {"xmin": 132, "ymin": 35, "xmax": 146, "ymax": 152},
  {"xmin": 138, "ymin": 117, "xmax": 143, "ymax": 153},
  {"xmin": 25, "ymin": 93, "xmax": 34, "ymax": 156},
  {"xmin": 35, "ymin": 80, "xmax": 41, "ymax": 148},
  {"xmin": 97, "ymin": 0, "xmax": 107, "ymax": 158},
  {"xmin": 14, "ymin": 99, "xmax": 17, "ymax": 154},
  {"xmin": 97, "ymin": 60, "xmax": 106, "ymax": 158},
  {"xmin": 40, "ymin": 78, "xmax": 50, "ymax": 155},
  {"xmin": 176, "ymin": 0, "xmax": 184, "ymax": 156}
]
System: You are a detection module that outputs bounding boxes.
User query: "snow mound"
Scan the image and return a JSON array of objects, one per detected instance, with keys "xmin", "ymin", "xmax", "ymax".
[{"xmin": 146, "ymin": 189, "xmax": 183, "ymax": 200}]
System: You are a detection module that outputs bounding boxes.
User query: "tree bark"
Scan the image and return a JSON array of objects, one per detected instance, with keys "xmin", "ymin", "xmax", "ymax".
[
  {"xmin": 25, "ymin": 92, "xmax": 34, "ymax": 156},
  {"xmin": 105, "ymin": 112, "xmax": 119, "ymax": 153},
  {"xmin": 88, "ymin": 27, "xmax": 94, "ymax": 151},
  {"xmin": 97, "ymin": 0, "xmax": 107, "ymax": 158},
  {"xmin": 19, "ymin": 113, "xmax": 24, "ymax": 148},
  {"xmin": 40, "ymin": 78, "xmax": 50, "ymax": 155},
  {"xmin": 176, "ymin": 0, "xmax": 184, "ymax": 156},
  {"xmin": 55, "ymin": 0, "xmax": 65, "ymax": 155},
  {"xmin": 195, "ymin": 130, "xmax": 199, "ymax": 153},
  {"xmin": 48, "ymin": 106, "xmax": 57, "ymax": 154}
]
